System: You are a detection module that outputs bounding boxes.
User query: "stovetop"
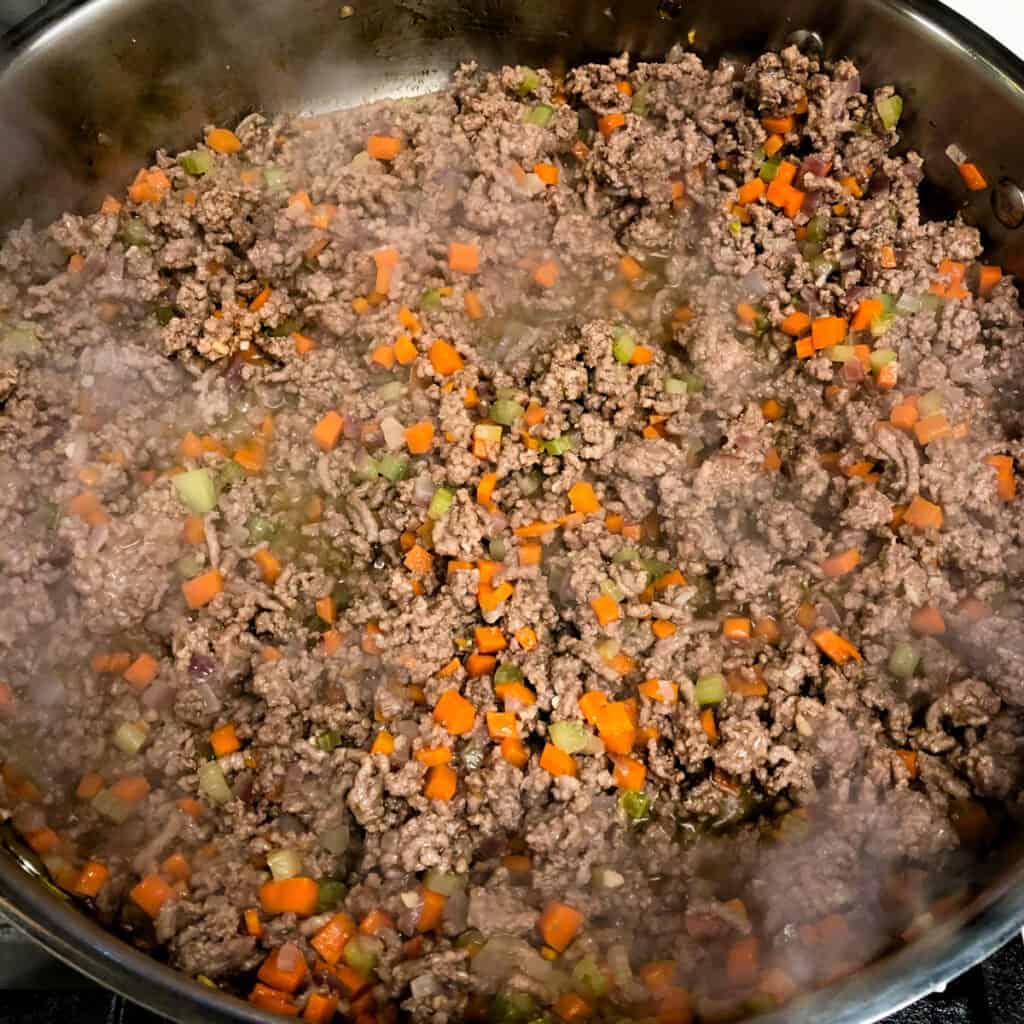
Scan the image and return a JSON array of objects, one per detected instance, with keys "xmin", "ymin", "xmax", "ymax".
[{"xmin": 1, "ymin": 914, "xmax": 1023, "ymax": 1023}]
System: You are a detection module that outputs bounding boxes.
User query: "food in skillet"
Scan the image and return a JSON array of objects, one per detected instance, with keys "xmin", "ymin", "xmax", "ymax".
[{"xmin": 1, "ymin": 43, "xmax": 1022, "ymax": 1023}]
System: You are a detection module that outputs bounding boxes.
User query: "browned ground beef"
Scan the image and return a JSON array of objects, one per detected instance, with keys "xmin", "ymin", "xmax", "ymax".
[{"xmin": 2, "ymin": 43, "xmax": 1024, "ymax": 1023}]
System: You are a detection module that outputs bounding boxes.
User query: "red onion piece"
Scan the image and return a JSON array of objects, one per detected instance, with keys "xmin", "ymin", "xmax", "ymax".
[{"xmin": 843, "ymin": 359, "xmax": 865, "ymax": 383}]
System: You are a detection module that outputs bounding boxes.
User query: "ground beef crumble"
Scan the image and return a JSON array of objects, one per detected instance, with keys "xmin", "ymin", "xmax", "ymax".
[{"xmin": 1, "ymin": 43, "xmax": 1023, "ymax": 1024}]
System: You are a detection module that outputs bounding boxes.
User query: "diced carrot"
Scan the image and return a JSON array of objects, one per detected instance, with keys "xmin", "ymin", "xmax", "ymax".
[
  {"xmin": 890, "ymin": 399, "xmax": 919, "ymax": 430},
  {"xmin": 591, "ymin": 594, "xmax": 620, "ymax": 626},
  {"xmin": 841, "ymin": 175, "xmax": 864, "ymax": 198},
  {"xmin": 76, "ymin": 772, "xmax": 104, "ymax": 800},
  {"xmin": 983, "ymin": 454, "xmax": 1016, "ymax": 501},
  {"xmin": 761, "ymin": 398, "xmax": 783, "ymax": 421},
  {"xmin": 910, "ymin": 605, "xmax": 946, "ymax": 636},
  {"xmin": 404, "ymin": 420, "xmax": 435, "ymax": 455},
  {"xmin": 811, "ymin": 628, "xmax": 862, "ymax": 665},
  {"xmin": 784, "ymin": 187, "xmax": 806, "ymax": 217},
  {"xmin": 466, "ymin": 654, "xmax": 497, "ymax": 677},
  {"xmin": 210, "ymin": 723, "xmax": 241, "ymax": 757},
  {"xmin": 763, "ymin": 446, "xmax": 782, "ymax": 472},
  {"xmin": 434, "ymin": 689, "xmax": 476, "ymax": 735},
  {"xmin": 475, "ymin": 626, "xmax": 507, "ymax": 653},
  {"xmin": 311, "ymin": 410, "xmax": 344, "ymax": 451},
  {"xmin": 424, "ymin": 764, "xmax": 457, "ymax": 800},
  {"xmin": 700, "ymin": 707, "xmax": 719, "ymax": 744},
  {"xmin": 737, "ymin": 178, "xmax": 767, "ymax": 206},
  {"xmin": 110, "ymin": 775, "xmax": 151, "ymax": 803},
  {"xmin": 959, "ymin": 162, "xmax": 988, "ymax": 191},
  {"xmin": 304, "ymin": 993, "xmax": 339, "ymax": 1023},
  {"xmin": 253, "ymin": 547, "xmax": 282, "ymax": 586},
  {"xmin": 979, "ymin": 265, "xmax": 1003, "ymax": 296},
  {"xmin": 812, "ymin": 316, "xmax": 848, "ymax": 349},
  {"xmin": 568, "ymin": 481, "xmax": 600, "ymax": 514},
  {"xmin": 249, "ymin": 286, "xmax": 273, "ymax": 313},
  {"xmin": 24, "ymin": 828, "xmax": 60, "ymax": 854},
  {"xmin": 244, "ymin": 908, "xmax": 263, "ymax": 937},
  {"xmin": 533, "ymin": 259, "xmax": 560, "ymax": 289},
  {"xmin": 486, "ymin": 711, "xmax": 517, "ymax": 739},
  {"xmin": 879, "ymin": 244, "xmax": 898, "ymax": 269},
  {"xmin": 130, "ymin": 873, "xmax": 174, "ymax": 918},
  {"xmin": 651, "ymin": 619, "xmax": 677, "ymax": 640},
  {"xmin": 370, "ymin": 731, "xmax": 396, "ymax": 756},
  {"xmin": 249, "ymin": 983, "xmax": 298, "ymax": 1017},
  {"xmin": 370, "ymin": 345, "xmax": 395, "ymax": 370},
  {"xmin": 539, "ymin": 901, "xmax": 584, "ymax": 951},
  {"xmin": 182, "ymin": 569, "xmax": 224, "ymax": 610},
  {"xmin": 630, "ymin": 345, "xmax": 653, "ymax": 365},
  {"xmin": 367, "ymin": 134, "xmax": 401, "ymax": 160},
  {"xmin": 91, "ymin": 651, "xmax": 133, "ymax": 675},
  {"xmin": 619, "ymin": 254, "xmax": 644, "ymax": 281},
  {"xmin": 372, "ymin": 246, "xmax": 399, "ymax": 295},
  {"xmin": 764, "ymin": 133, "xmax": 785, "ymax": 157},
  {"xmin": 411, "ymin": 888, "xmax": 446, "ymax": 932},
  {"xmin": 206, "ymin": 127, "xmax": 242, "ymax": 154},
  {"xmin": 259, "ymin": 877, "xmax": 319, "ymax": 916},
  {"xmin": 404, "ymin": 544, "xmax": 433, "ymax": 575},
  {"xmin": 905, "ymin": 496, "xmax": 943, "ymax": 530},
  {"xmin": 726, "ymin": 936, "xmax": 760, "ymax": 986},
  {"xmin": 128, "ymin": 168, "xmax": 171, "ymax": 204},
  {"xmin": 429, "ymin": 339, "xmax": 464, "ymax": 376},
  {"xmin": 851, "ymin": 298, "xmax": 883, "ymax": 333},
  {"xmin": 123, "ymin": 653, "xmax": 159, "ymax": 691},
  {"xmin": 498, "ymin": 736, "xmax": 528, "ymax": 768},
  {"xmin": 780, "ymin": 311, "xmax": 811, "ymax": 337},
  {"xmin": 333, "ymin": 966, "xmax": 370, "ymax": 998},
  {"xmin": 534, "ymin": 162, "xmax": 560, "ymax": 186},
  {"xmin": 100, "ymin": 195, "xmax": 122, "ymax": 214},
  {"xmin": 722, "ymin": 617, "xmax": 752, "ymax": 641},
  {"xmin": 736, "ymin": 302, "xmax": 758, "ymax": 325},
  {"xmin": 359, "ymin": 908, "xmax": 395, "ymax": 935},
  {"xmin": 598, "ymin": 112, "xmax": 626, "ymax": 138},
  {"xmin": 822, "ymin": 548, "xmax": 861, "ymax": 578},
  {"xmin": 896, "ymin": 750, "xmax": 919, "ymax": 779},
  {"xmin": 539, "ymin": 743, "xmax": 576, "ymax": 777},
  {"xmin": 762, "ymin": 114, "xmax": 795, "ymax": 134},
  {"xmin": 448, "ymin": 242, "xmax": 480, "ymax": 274},
  {"xmin": 910, "ymin": 410, "xmax": 951, "ymax": 446},
  {"xmin": 258, "ymin": 943, "xmax": 309, "ymax": 993},
  {"xmin": 162, "ymin": 852, "xmax": 191, "ymax": 882},
  {"xmin": 312, "ymin": 913, "xmax": 357, "ymax": 966},
  {"xmin": 182, "ymin": 514, "xmax": 206, "ymax": 546},
  {"xmin": 877, "ymin": 361, "xmax": 899, "ymax": 390},
  {"xmin": 795, "ymin": 336, "xmax": 815, "ymax": 359},
  {"xmin": 74, "ymin": 860, "xmax": 109, "ymax": 898},
  {"xmin": 496, "ymin": 681, "xmax": 536, "ymax": 706},
  {"xmin": 554, "ymin": 993, "xmax": 592, "ymax": 1021},
  {"xmin": 612, "ymin": 755, "xmax": 646, "ymax": 791}
]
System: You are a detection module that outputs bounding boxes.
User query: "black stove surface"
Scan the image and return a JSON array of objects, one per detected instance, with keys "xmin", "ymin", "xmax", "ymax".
[{"xmin": 1, "ymin": 917, "xmax": 1023, "ymax": 1023}]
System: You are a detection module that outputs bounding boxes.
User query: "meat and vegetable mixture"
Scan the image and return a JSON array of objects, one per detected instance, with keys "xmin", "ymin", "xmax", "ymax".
[{"xmin": 2, "ymin": 41, "xmax": 1024, "ymax": 1024}]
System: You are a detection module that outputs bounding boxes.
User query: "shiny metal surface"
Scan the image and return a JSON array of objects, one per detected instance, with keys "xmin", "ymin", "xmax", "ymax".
[{"xmin": 0, "ymin": 0, "xmax": 1023, "ymax": 1021}]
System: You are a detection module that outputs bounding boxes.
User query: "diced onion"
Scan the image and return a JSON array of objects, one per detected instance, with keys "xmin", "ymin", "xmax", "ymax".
[
  {"xmin": 381, "ymin": 416, "xmax": 405, "ymax": 451},
  {"xmin": 918, "ymin": 389, "xmax": 945, "ymax": 417},
  {"xmin": 113, "ymin": 720, "xmax": 149, "ymax": 754},
  {"xmin": 266, "ymin": 848, "xmax": 303, "ymax": 881},
  {"xmin": 198, "ymin": 761, "xmax": 233, "ymax": 805},
  {"xmin": 410, "ymin": 974, "xmax": 440, "ymax": 999},
  {"xmin": 320, "ymin": 824, "xmax": 350, "ymax": 855},
  {"xmin": 92, "ymin": 788, "xmax": 133, "ymax": 823},
  {"xmin": 173, "ymin": 468, "xmax": 217, "ymax": 515},
  {"xmin": 945, "ymin": 143, "xmax": 968, "ymax": 167},
  {"xmin": 889, "ymin": 642, "xmax": 920, "ymax": 679},
  {"xmin": 424, "ymin": 869, "xmax": 467, "ymax": 896}
]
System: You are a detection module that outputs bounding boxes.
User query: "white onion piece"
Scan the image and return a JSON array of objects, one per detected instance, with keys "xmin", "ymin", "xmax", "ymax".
[{"xmin": 381, "ymin": 416, "xmax": 405, "ymax": 451}]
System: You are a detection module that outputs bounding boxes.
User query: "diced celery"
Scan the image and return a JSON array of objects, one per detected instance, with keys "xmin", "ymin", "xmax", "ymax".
[
  {"xmin": 516, "ymin": 67, "xmax": 541, "ymax": 97},
  {"xmin": 918, "ymin": 389, "xmax": 945, "ymax": 417},
  {"xmin": 377, "ymin": 380, "xmax": 405, "ymax": 402},
  {"xmin": 267, "ymin": 848, "xmax": 302, "ymax": 881},
  {"xmin": 420, "ymin": 288, "xmax": 443, "ymax": 312},
  {"xmin": 315, "ymin": 729, "xmax": 342, "ymax": 752},
  {"xmin": 640, "ymin": 557, "xmax": 672, "ymax": 580},
  {"xmin": 572, "ymin": 957, "xmax": 609, "ymax": 998},
  {"xmin": 694, "ymin": 673, "xmax": 727, "ymax": 706},
  {"xmin": 179, "ymin": 150, "xmax": 213, "ymax": 175},
  {"xmin": 247, "ymin": 515, "xmax": 277, "ymax": 542},
  {"xmin": 92, "ymin": 788, "xmax": 133, "ymax": 824},
  {"xmin": 543, "ymin": 436, "xmax": 573, "ymax": 456},
  {"xmin": 876, "ymin": 93, "xmax": 904, "ymax": 131},
  {"xmin": 378, "ymin": 453, "xmax": 408, "ymax": 482},
  {"xmin": 759, "ymin": 158, "xmax": 781, "ymax": 182},
  {"xmin": 806, "ymin": 216, "xmax": 826, "ymax": 243},
  {"xmin": 424, "ymin": 869, "xmax": 466, "ymax": 895},
  {"xmin": 198, "ymin": 761, "xmax": 233, "ymax": 804},
  {"xmin": 217, "ymin": 460, "xmax": 245, "ymax": 492},
  {"xmin": 591, "ymin": 865, "xmax": 625, "ymax": 889},
  {"xmin": 428, "ymin": 486, "xmax": 454, "ymax": 520},
  {"xmin": 343, "ymin": 934, "xmax": 381, "ymax": 974},
  {"xmin": 155, "ymin": 305, "xmax": 175, "ymax": 326},
  {"xmin": 491, "ymin": 990, "xmax": 539, "ymax": 1024},
  {"xmin": 549, "ymin": 720, "xmax": 592, "ymax": 754},
  {"xmin": 870, "ymin": 348, "xmax": 898, "ymax": 371},
  {"xmin": 595, "ymin": 637, "xmax": 620, "ymax": 660},
  {"xmin": 489, "ymin": 399, "xmax": 524, "ymax": 426},
  {"xmin": 663, "ymin": 377, "xmax": 688, "ymax": 395},
  {"xmin": 0, "ymin": 324, "xmax": 40, "ymax": 357},
  {"xmin": 825, "ymin": 344, "xmax": 856, "ymax": 362},
  {"xmin": 113, "ymin": 720, "xmax": 149, "ymax": 754},
  {"xmin": 263, "ymin": 165, "xmax": 288, "ymax": 190},
  {"xmin": 870, "ymin": 312, "xmax": 896, "ymax": 337},
  {"xmin": 618, "ymin": 790, "xmax": 650, "ymax": 821},
  {"xmin": 316, "ymin": 878, "xmax": 346, "ymax": 912},
  {"xmin": 488, "ymin": 536, "xmax": 507, "ymax": 561},
  {"xmin": 176, "ymin": 554, "xmax": 203, "ymax": 578},
  {"xmin": 612, "ymin": 545, "xmax": 639, "ymax": 563},
  {"xmin": 520, "ymin": 470, "xmax": 543, "ymax": 495},
  {"xmin": 612, "ymin": 327, "xmax": 636, "ymax": 364},
  {"xmin": 921, "ymin": 293, "xmax": 944, "ymax": 313},
  {"xmin": 494, "ymin": 663, "xmax": 524, "ymax": 684},
  {"xmin": 630, "ymin": 83, "xmax": 651, "ymax": 116},
  {"xmin": 354, "ymin": 455, "xmax": 380, "ymax": 481},
  {"xmin": 173, "ymin": 468, "xmax": 218, "ymax": 515},
  {"xmin": 686, "ymin": 374, "xmax": 705, "ymax": 394},
  {"xmin": 523, "ymin": 104, "xmax": 554, "ymax": 127},
  {"xmin": 889, "ymin": 641, "xmax": 920, "ymax": 679},
  {"xmin": 879, "ymin": 293, "xmax": 898, "ymax": 315},
  {"xmin": 599, "ymin": 578, "xmax": 624, "ymax": 602}
]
